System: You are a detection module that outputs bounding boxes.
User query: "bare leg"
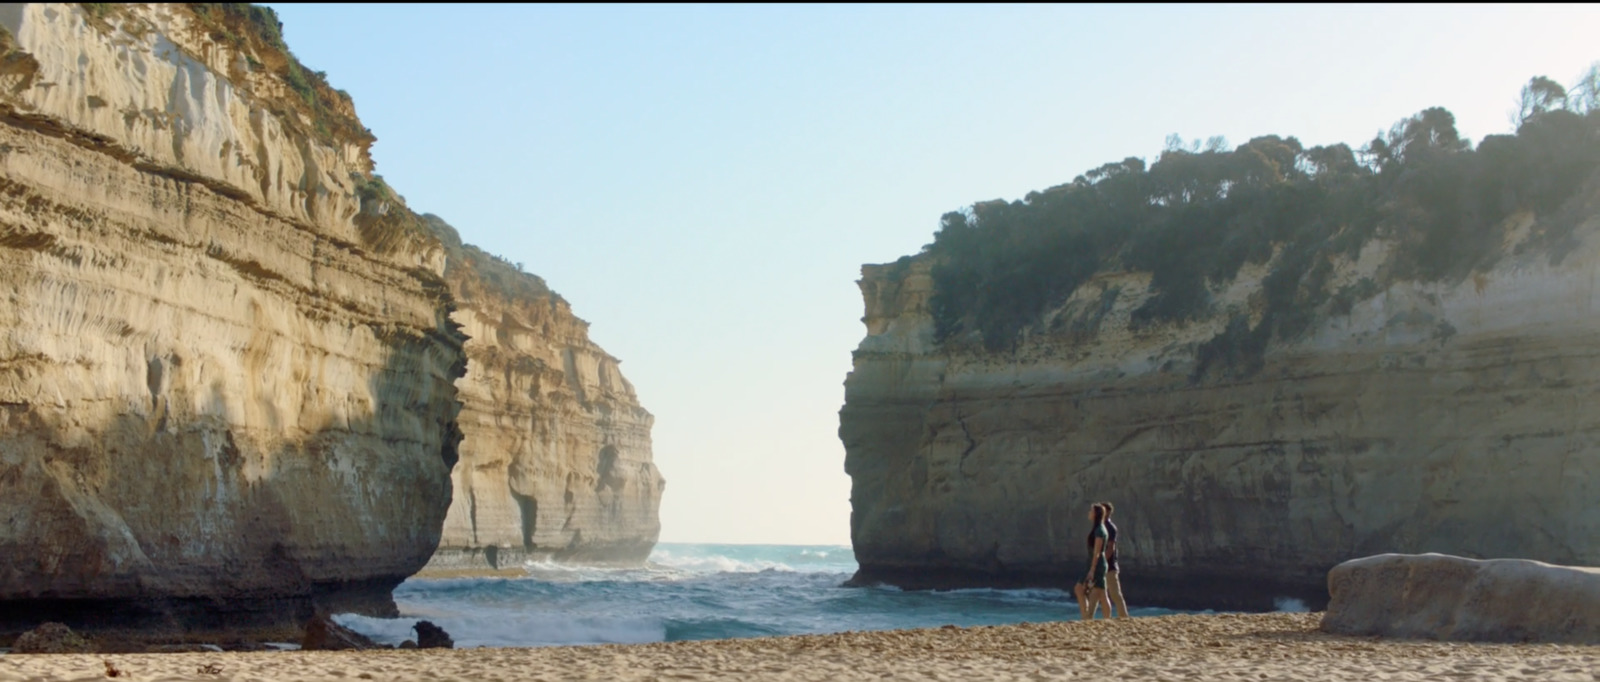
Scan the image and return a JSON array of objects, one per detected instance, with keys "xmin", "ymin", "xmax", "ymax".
[
  {"xmin": 1106, "ymin": 570, "xmax": 1129, "ymax": 618},
  {"xmin": 1092, "ymin": 587, "xmax": 1112, "ymax": 620},
  {"xmin": 1085, "ymin": 588, "xmax": 1105, "ymax": 619},
  {"xmin": 1074, "ymin": 581, "xmax": 1089, "ymax": 620}
]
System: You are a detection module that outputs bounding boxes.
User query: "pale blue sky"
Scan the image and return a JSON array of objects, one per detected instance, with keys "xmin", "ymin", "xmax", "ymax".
[{"xmin": 265, "ymin": 4, "xmax": 1599, "ymax": 545}]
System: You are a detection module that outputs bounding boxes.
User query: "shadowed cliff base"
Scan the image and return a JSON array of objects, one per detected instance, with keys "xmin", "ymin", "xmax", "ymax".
[{"xmin": 0, "ymin": 577, "xmax": 403, "ymax": 647}]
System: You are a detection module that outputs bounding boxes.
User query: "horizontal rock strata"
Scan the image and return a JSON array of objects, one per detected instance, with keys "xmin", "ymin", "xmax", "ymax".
[
  {"xmin": 0, "ymin": 4, "xmax": 664, "ymax": 641},
  {"xmin": 423, "ymin": 217, "xmax": 663, "ymax": 570},
  {"xmin": 842, "ymin": 185, "xmax": 1600, "ymax": 610},
  {"xmin": 0, "ymin": 3, "xmax": 464, "ymax": 639}
]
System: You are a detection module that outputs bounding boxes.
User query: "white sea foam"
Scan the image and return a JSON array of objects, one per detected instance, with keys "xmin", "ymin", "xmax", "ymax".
[
  {"xmin": 336, "ymin": 543, "xmax": 1205, "ymax": 649},
  {"xmin": 646, "ymin": 548, "xmax": 795, "ymax": 574},
  {"xmin": 335, "ymin": 612, "xmax": 667, "ymax": 648},
  {"xmin": 1274, "ymin": 597, "xmax": 1310, "ymax": 613},
  {"xmin": 940, "ymin": 587, "xmax": 1069, "ymax": 601}
]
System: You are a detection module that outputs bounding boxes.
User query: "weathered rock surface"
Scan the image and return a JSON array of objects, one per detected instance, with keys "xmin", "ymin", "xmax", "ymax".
[
  {"xmin": 0, "ymin": 2, "xmax": 662, "ymax": 640},
  {"xmin": 11, "ymin": 622, "xmax": 93, "ymax": 654},
  {"xmin": 1323, "ymin": 554, "xmax": 1600, "ymax": 643},
  {"xmin": 300, "ymin": 615, "xmax": 381, "ymax": 652},
  {"xmin": 424, "ymin": 217, "xmax": 663, "ymax": 569},
  {"xmin": 413, "ymin": 619, "xmax": 452, "ymax": 649},
  {"xmin": 0, "ymin": 4, "xmax": 464, "ymax": 637},
  {"xmin": 841, "ymin": 185, "xmax": 1600, "ymax": 609}
]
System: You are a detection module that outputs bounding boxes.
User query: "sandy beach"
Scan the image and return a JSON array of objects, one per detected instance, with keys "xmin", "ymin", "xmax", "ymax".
[{"xmin": 2, "ymin": 613, "xmax": 1594, "ymax": 682}]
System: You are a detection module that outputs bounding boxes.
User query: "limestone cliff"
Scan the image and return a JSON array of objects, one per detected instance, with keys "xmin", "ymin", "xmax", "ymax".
[
  {"xmin": 0, "ymin": 2, "xmax": 458, "ymax": 640},
  {"xmin": 422, "ymin": 216, "xmax": 663, "ymax": 570},
  {"xmin": 0, "ymin": 4, "xmax": 663, "ymax": 639},
  {"xmin": 841, "ymin": 177, "xmax": 1600, "ymax": 610}
]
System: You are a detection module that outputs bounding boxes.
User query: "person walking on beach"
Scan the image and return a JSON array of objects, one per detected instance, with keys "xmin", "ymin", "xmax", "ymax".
[
  {"xmin": 1074, "ymin": 503, "xmax": 1114, "ymax": 620},
  {"xmin": 1101, "ymin": 501, "xmax": 1129, "ymax": 618}
]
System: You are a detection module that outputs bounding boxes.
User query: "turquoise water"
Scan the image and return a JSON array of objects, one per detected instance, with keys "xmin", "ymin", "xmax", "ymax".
[{"xmin": 335, "ymin": 543, "xmax": 1189, "ymax": 648}]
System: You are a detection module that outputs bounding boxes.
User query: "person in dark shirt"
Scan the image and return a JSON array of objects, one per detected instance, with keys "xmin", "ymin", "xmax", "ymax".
[
  {"xmin": 1073, "ymin": 503, "xmax": 1114, "ymax": 620},
  {"xmin": 1101, "ymin": 501, "xmax": 1129, "ymax": 618}
]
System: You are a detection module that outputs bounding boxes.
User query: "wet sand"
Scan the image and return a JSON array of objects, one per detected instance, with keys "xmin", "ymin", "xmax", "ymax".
[{"xmin": 2, "ymin": 613, "xmax": 1595, "ymax": 681}]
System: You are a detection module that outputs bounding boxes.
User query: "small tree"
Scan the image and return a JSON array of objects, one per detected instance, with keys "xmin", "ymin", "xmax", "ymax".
[
  {"xmin": 1568, "ymin": 62, "xmax": 1600, "ymax": 114},
  {"xmin": 1386, "ymin": 107, "xmax": 1468, "ymax": 166},
  {"xmin": 1512, "ymin": 76, "xmax": 1568, "ymax": 128}
]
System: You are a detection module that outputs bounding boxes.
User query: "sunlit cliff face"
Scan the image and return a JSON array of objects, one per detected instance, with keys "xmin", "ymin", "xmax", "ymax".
[
  {"xmin": 0, "ymin": 5, "xmax": 663, "ymax": 639},
  {"xmin": 426, "ymin": 225, "xmax": 665, "ymax": 569}
]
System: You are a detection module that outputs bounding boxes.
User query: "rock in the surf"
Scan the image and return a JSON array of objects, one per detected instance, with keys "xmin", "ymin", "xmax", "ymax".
[
  {"xmin": 1322, "ymin": 553, "xmax": 1600, "ymax": 643},
  {"xmin": 414, "ymin": 620, "xmax": 454, "ymax": 649},
  {"xmin": 301, "ymin": 615, "xmax": 383, "ymax": 651}
]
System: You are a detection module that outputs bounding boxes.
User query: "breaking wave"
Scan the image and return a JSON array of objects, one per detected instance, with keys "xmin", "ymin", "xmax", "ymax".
[{"xmin": 336, "ymin": 543, "xmax": 1188, "ymax": 648}]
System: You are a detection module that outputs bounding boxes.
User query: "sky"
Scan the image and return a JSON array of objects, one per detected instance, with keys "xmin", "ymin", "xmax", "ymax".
[{"xmin": 263, "ymin": 4, "xmax": 1600, "ymax": 545}]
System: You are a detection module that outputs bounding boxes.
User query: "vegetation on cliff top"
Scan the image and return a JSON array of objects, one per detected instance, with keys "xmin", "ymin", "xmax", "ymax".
[
  {"xmin": 416, "ymin": 212, "xmax": 568, "ymax": 310},
  {"xmin": 187, "ymin": 3, "xmax": 370, "ymax": 146},
  {"xmin": 924, "ymin": 69, "xmax": 1600, "ymax": 373},
  {"xmin": 78, "ymin": 3, "xmax": 372, "ymax": 149}
]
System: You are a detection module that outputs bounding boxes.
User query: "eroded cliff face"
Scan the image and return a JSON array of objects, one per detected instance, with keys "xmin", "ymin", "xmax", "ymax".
[
  {"xmin": 841, "ymin": 184, "xmax": 1600, "ymax": 610},
  {"xmin": 0, "ymin": 3, "xmax": 463, "ymax": 638},
  {"xmin": 420, "ymin": 218, "xmax": 663, "ymax": 570}
]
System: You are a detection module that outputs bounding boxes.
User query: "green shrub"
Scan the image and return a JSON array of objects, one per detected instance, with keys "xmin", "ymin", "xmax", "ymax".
[
  {"xmin": 183, "ymin": 4, "xmax": 367, "ymax": 147},
  {"xmin": 81, "ymin": 3, "xmax": 113, "ymax": 21}
]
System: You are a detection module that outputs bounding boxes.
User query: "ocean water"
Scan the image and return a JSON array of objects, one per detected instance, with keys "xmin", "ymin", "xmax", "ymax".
[{"xmin": 336, "ymin": 543, "xmax": 1190, "ymax": 648}]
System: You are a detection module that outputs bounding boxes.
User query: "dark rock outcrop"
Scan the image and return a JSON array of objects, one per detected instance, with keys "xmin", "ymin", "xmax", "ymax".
[
  {"xmin": 413, "ymin": 620, "xmax": 453, "ymax": 649},
  {"xmin": 301, "ymin": 615, "xmax": 382, "ymax": 652}
]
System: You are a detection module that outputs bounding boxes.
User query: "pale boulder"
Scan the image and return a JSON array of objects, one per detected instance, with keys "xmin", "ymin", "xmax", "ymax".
[{"xmin": 1322, "ymin": 553, "xmax": 1600, "ymax": 643}]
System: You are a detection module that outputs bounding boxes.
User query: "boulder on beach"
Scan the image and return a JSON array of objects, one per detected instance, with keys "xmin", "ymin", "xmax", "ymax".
[
  {"xmin": 301, "ymin": 615, "xmax": 383, "ymax": 651},
  {"xmin": 1322, "ymin": 553, "xmax": 1600, "ymax": 644},
  {"xmin": 12, "ymin": 623, "xmax": 94, "ymax": 654},
  {"xmin": 415, "ymin": 620, "xmax": 455, "ymax": 649}
]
